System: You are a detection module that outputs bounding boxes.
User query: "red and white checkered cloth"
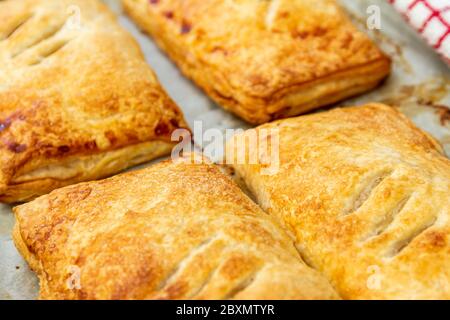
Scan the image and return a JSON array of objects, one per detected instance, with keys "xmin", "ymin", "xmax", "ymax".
[{"xmin": 388, "ymin": 0, "xmax": 450, "ymax": 64}]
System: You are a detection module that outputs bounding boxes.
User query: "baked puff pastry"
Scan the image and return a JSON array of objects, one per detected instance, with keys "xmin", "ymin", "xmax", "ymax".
[
  {"xmin": 227, "ymin": 104, "xmax": 450, "ymax": 299},
  {"xmin": 13, "ymin": 157, "xmax": 339, "ymax": 300},
  {"xmin": 122, "ymin": 0, "xmax": 391, "ymax": 124},
  {"xmin": 0, "ymin": 0, "xmax": 188, "ymax": 203}
]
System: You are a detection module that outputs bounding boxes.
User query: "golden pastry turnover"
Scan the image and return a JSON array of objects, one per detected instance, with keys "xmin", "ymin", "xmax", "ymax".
[
  {"xmin": 0, "ymin": 0, "xmax": 188, "ymax": 203},
  {"xmin": 227, "ymin": 104, "xmax": 450, "ymax": 299},
  {"xmin": 122, "ymin": 0, "xmax": 391, "ymax": 124},
  {"xmin": 13, "ymin": 157, "xmax": 339, "ymax": 300}
]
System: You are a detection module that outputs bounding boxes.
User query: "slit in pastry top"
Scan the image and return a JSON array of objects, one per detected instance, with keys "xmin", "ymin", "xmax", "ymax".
[
  {"xmin": 0, "ymin": 0, "xmax": 189, "ymax": 203},
  {"xmin": 227, "ymin": 103, "xmax": 450, "ymax": 300},
  {"xmin": 13, "ymin": 157, "xmax": 339, "ymax": 300}
]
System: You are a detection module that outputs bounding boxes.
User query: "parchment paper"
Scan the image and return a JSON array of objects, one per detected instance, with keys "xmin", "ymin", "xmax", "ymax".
[{"xmin": 0, "ymin": 0, "xmax": 449, "ymax": 300}]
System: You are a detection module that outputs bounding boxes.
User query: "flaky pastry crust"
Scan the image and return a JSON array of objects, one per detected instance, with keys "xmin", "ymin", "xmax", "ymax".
[
  {"xmin": 0, "ymin": 0, "xmax": 188, "ymax": 203},
  {"xmin": 227, "ymin": 104, "xmax": 450, "ymax": 299},
  {"xmin": 122, "ymin": 0, "xmax": 391, "ymax": 124},
  {"xmin": 13, "ymin": 157, "xmax": 339, "ymax": 300}
]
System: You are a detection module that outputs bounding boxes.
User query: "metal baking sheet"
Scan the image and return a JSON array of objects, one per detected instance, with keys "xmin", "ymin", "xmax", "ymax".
[{"xmin": 0, "ymin": 0, "xmax": 449, "ymax": 300}]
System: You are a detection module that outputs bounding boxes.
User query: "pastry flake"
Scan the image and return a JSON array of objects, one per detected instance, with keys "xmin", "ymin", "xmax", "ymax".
[
  {"xmin": 0, "ymin": 0, "xmax": 189, "ymax": 203},
  {"xmin": 227, "ymin": 104, "xmax": 450, "ymax": 299},
  {"xmin": 122, "ymin": 0, "xmax": 391, "ymax": 124},
  {"xmin": 13, "ymin": 157, "xmax": 339, "ymax": 300}
]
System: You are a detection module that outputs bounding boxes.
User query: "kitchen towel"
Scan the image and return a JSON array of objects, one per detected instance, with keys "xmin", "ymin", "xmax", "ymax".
[{"xmin": 389, "ymin": 0, "xmax": 450, "ymax": 63}]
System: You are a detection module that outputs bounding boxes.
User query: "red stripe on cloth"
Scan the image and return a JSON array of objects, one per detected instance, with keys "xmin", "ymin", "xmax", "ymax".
[
  {"xmin": 390, "ymin": 0, "xmax": 450, "ymax": 57},
  {"xmin": 419, "ymin": 1, "xmax": 450, "ymax": 49},
  {"xmin": 408, "ymin": 0, "xmax": 421, "ymax": 10},
  {"xmin": 436, "ymin": 30, "xmax": 450, "ymax": 49}
]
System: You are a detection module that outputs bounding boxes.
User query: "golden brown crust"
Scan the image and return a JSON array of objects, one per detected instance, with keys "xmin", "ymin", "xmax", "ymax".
[
  {"xmin": 122, "ymin": 0, "xmax": 391, "ymax": 124},
  {"xmin": 0, "ymin": 0, "xmax": 189, "ymax": 203},
  {"xmin": 13, "ymin": 156, "xmax": 339, "ymax": 300},
  {"xmin": 227, "ymin": 104, "xmax": 450, "ymax": 299}
]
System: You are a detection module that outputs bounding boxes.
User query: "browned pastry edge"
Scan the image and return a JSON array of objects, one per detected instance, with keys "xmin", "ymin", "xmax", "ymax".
[
  {"xmin": 13, "ymin": 157, "xmax": 340, "ymax": 300},
  {"xmin": 0, "ymin": 0, "xmax": 190, "ymax": 202},
  {"xmin": 122, "ymin": 0, "xmax": 391, "ymax": 124}
]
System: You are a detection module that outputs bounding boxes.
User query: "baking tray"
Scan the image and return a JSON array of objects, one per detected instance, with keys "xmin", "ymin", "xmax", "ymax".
[{"xmin": 0, "ymin": 0, "xmax": 449, "ymax": 300}]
